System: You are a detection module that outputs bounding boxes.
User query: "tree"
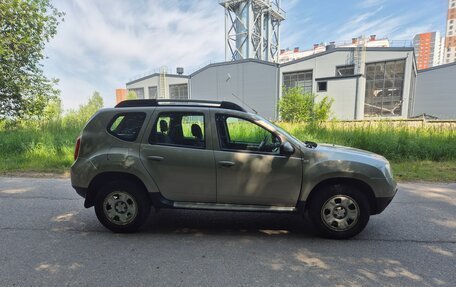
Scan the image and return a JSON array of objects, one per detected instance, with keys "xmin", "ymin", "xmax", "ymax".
[
  {"xmin": 0, "ymin": 0, "xmax": 64, "ymax": 118},
  {"xmin": 78, "ymin": 91, "xmax": 104, "ymax": 121},
  {"xmin": 279, "ymin": 87, "xmax": 333, "ymax": 122},
  {"xmin": 63, "ymin": 91, "xmax": 104, "ymax": 128},
  {"xmin": 42, "ymin": 97, "xmax": 62, "ymax": 121}
]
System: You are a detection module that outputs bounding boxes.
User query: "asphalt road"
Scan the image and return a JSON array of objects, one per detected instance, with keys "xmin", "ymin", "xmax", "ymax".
[{"xmin": 0, "ymin": 177, "xmax": 455, "ymax": 287}]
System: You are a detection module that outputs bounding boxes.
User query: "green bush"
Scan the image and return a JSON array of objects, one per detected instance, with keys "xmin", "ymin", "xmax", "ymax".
[{"xmin": 279, "ymin": 87, "xmax": 333, "ymax": 123}]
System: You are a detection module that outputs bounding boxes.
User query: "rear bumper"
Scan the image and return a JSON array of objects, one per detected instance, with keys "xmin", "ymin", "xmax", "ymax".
[
  {"xmin": 374, "ymin": 187, "xmax": 398, "ymax": 214},
  {"xmin": 72, "ymin": 185, "xmax": 87, "ymax": 199}
]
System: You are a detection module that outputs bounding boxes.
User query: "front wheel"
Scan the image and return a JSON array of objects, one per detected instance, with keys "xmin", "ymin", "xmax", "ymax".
[
  {"xmin": 94, "ymin": 181, "xmax": 151, "ymax": 233},
  {"xmin": 308, "ymin": 184, "xmax": 370, "ymax": 239}
]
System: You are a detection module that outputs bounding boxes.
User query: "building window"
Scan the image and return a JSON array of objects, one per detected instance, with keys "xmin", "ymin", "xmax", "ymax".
[
  {"xmin": 148, "ymin": 86, "xmax": 158, "ymax": 99},
  {"xmin": 336, "ymin": 65, "xmax": 355, "ymax": 77},
  {"xmin": 282, "ymin": 70, "xmax": 313, "ymax": 93},
  {"xmin": 364, "ymin": 60, "xmax": 405, "ymax": 117},
  {"xmin": 317, "ymin": 82, "xmax": 327, "ymax": 92},
  {"xmin": 169, "ymin": 84, "xmax": 188, "ymax": 100},
  {"xmin": 128, "ymin": 88, "xmax": 145, "ymax": 99}
]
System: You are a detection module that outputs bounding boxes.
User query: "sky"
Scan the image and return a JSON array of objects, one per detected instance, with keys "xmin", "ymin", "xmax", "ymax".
[{"xmin": 43, "ymin": 0, "xmax": 449, "ymax": 110}]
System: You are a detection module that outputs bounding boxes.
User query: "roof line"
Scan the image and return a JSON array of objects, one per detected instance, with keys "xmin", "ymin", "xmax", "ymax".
[
  {"xmin": 126, "ymin": 73, "xmax": 189, "ymax": 85},
  {"xmin": 190, "ymin": 58, "xmax": 279, "ymax": 77},
  {"xmin": 280, "ymin": 47, "xmax": 414, "ymax": 67},
  {"xmin": 417, "ymin": 61, "xmax": 456, "ymax": 73}
]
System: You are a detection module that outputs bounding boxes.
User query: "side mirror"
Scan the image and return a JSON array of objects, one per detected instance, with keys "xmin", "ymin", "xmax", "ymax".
[{"xmin": 281, "ymin": 142, "xmax": 295, "ymax": 156}]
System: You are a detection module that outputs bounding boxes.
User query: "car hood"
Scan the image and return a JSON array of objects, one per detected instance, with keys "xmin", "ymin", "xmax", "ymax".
[{"xmin": 300, "ymin": 143, "xmax": 389, "ymax": 168}]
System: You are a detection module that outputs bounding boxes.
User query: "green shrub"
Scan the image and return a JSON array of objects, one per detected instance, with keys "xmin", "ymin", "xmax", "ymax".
[{"xmin": 279, "ymin": 87, "xmax": 333, "ymax": 123}]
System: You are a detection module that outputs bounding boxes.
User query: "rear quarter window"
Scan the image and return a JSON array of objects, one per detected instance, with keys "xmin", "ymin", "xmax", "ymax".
[{"xmin": 107, "ymin": 113, "xmax": 146, "ymax": 141}]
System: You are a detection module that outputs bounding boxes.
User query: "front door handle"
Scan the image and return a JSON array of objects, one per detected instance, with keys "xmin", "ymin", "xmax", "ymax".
[
  {"xmin": 219, "ymin": 161, "xmax": 235, "ymax": 167},
  {"xmin": 147, "ymin": 156, "xmax": 164, "ymax": 161}
]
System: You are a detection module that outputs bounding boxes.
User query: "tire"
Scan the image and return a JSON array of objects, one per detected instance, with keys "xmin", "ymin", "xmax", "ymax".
[
  {"xmin": 308, "ymin": 184, "xmax": 370, "ymax": 239},
  {"xmin": 94, "ymin": 180, "xmax": 151, "ymax": 233}
]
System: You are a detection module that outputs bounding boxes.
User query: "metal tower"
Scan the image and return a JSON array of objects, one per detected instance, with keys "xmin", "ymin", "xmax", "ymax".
[{"xmin": 220, "ymin": 0, "xmax": 285, "ymax": 62}]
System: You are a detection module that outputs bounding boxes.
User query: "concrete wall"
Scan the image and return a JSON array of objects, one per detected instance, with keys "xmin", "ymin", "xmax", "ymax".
[
  {"xmin": 316, "ymin": 77, "xmax": 359, "ymax": 120},
  {"xmin": 126, "ymin": 74, "xmax": 188, "ymax": 99},
  {"xmin": 414, "ymin": 63, "xmax": 456, "ymax": 119},
  {"xmin": 189, "ymin": 60, "xmax": 279, "ymax": 120}
]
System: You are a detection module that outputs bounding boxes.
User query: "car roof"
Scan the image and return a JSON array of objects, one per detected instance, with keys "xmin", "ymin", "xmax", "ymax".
[{"xmin": 115, "ymin": 99, "xmax": 246, "ymax": 113}]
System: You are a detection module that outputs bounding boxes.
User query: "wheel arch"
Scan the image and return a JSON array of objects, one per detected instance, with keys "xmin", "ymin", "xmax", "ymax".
[
  {"xmin": 85, "ymin": 172, "xmax": 149, "ymax": 208},
  {"xmin": 304, "ymin": 178, "xmax": 377, "ymax": 215}
]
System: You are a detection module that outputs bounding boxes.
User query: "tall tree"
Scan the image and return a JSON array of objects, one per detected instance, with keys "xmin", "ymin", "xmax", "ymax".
[{"xmin": 0, "ymin": 0, "xmax": 64, "ymax": 118}]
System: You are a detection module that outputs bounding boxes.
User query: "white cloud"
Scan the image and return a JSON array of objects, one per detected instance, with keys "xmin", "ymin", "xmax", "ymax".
[
  {"xmin": 44, "ymin": 0, "xmax": 225, "ymax": 109},
  {"xmin": 358, "ymin": 0, "xmax": 387, "ymax": 9},
  {"xmin": 334, "ymin": 7, "xmax": 439, "ymax": 43}
]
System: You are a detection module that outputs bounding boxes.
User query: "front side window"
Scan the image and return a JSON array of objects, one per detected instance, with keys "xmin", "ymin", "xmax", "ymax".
[
  {"xmin": 150, "ymin": 112, "xmax": 205, "ymax": 148},
  {"xmin": 216, "ymin": 115, "xmax": 281, "ymax": 154},
  {"xmin": 108, "ymin": 113, "xmax": 146, "ymax": 141}
]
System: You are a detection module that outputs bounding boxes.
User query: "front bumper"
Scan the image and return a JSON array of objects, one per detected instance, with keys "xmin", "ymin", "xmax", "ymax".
[{"xmin": 373, "ymin": 187, "xmax": 398, "ymax": 214}]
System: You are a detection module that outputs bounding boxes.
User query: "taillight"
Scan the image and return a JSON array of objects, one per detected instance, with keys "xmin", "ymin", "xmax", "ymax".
[{"xmin": 74, "ymin": 137, "xmax": 81, "ymax": 161}]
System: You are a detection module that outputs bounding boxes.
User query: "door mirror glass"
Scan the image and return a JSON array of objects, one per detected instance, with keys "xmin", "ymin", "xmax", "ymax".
[{"xmin": 281, "ymin": 142, "xmax": 295, "ymax": 156}]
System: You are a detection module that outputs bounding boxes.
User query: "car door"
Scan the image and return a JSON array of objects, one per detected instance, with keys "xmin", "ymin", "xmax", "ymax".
[
  {"xmin": 212, "ymin": 112, "xmax": 303, "ymax": 206},
  {"xmin": 140, "ymin": 108, "xmax": 216, "ymax": 203}
]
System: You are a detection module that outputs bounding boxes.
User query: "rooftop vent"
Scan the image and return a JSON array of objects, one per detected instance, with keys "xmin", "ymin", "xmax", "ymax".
[
  {"xmin": 176, "ymin": 67, "xmax": 184, "ymax": 75},
  {"xmin": 326, "ymin": 43, "xmax": 336, "ymax": 50}
]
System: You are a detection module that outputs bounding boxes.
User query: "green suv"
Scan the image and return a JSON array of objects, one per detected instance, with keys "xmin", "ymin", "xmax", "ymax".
[{"xmin": 71, "ymin": 99, "xmax": 397, "ymax": 239}]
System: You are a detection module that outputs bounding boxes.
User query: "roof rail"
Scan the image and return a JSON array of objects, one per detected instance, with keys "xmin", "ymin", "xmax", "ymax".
[{"xmin": 115, "ymin": 99, "xmax": 246, "ymax": 112}]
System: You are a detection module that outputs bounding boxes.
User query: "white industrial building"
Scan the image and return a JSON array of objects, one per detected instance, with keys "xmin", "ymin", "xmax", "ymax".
[
  {"xmin": 126, "ymin": 46, "xmax": 417, "ymax": 121},
  {"xmin": 280, "ymin": 47, "xmax": 416, "ymax": 120},
  {"xmin": 126, "ymin": 70, "xmax": 189, "ymax": 100},
  {"xmin": 189, "ymin": 59, "xmax": 279, "ymax": 119},
  {"xmin": 414, "ymin": 62, "xmax": 456, "ymax": 119},
  {"xmin": 124, "ymin": 0, "xmax": 454, "ymax": 120}
]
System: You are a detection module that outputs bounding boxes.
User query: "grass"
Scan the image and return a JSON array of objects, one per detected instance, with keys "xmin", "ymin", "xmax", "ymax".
[
  {"xmin": 0, "ymin": 121, "xmax": 80, "ymax": 173},
  {"xmin": 0, "ymin": 119, "xmax": 455, "ymax": 182},
  {"xmin": 392, "ymin": 161, "xmax": 456, "ymax": 182}
]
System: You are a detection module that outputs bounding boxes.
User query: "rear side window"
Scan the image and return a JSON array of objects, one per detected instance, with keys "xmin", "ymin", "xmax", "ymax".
[
  {"xmin": 149, "ymin": 112, "xmax": 205, "ymax": 148},
  {"xmin": 107, "ymin": 113, "xmax": 146, "ymax": 141}
]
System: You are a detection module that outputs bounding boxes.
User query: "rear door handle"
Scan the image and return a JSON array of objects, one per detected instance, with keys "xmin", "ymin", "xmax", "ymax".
[
  {"xmin": 219, "ymin": 161, "xmax": 235, "ymax": 167},
  {"xmin": 147, "ymin": 156, "xmax": 164, "ymax": 161}
]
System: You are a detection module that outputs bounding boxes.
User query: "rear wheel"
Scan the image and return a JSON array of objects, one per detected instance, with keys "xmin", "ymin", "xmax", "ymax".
[
  {"xmin": 308, "ymin": 184, "xmax": 370, "ymax": 239},
  {"xmin": 94, "ymin": 181, "xmax": 151, "ymax": 233}
]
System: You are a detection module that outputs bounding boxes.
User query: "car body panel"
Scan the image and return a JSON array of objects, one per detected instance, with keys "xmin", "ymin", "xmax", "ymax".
[{"xmin": 71, "ymin": 103, "xmax": 397, "ymax": 215}]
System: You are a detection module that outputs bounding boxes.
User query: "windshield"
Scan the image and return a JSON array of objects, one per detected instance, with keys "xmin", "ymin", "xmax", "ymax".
[{"xmin": 252, "ymin": 114, "xmax": 303, "ymax": 145}]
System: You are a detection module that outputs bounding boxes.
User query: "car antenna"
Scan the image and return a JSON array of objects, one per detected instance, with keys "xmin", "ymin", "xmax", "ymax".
[{"xmin": 231, "ymin": 93, "xmax": 257, "ymax": 114}]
